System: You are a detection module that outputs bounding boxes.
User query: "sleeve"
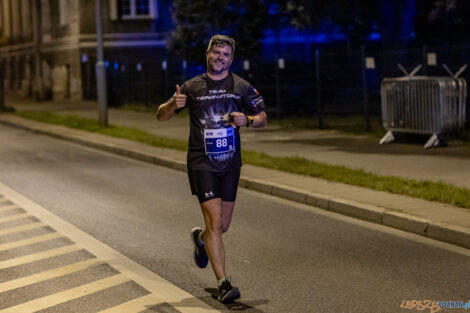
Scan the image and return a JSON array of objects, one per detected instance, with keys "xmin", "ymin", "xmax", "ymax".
[
  {"xmin": 243, "ymin": 85, "xmax": 265, "ymax": 115},
  {"xmin": 174, "ymin": 82, "xmax": 191, "ymax": 114}
]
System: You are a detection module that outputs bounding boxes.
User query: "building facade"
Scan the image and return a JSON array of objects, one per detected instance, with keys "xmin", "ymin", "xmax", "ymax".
[{"xmin": 0, "ymin": 0, "xmax": 170, "ymax": 101}]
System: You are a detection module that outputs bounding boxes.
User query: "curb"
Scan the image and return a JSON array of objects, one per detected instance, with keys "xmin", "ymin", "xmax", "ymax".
[{"xmin": 1, "ymin": 114, "xmax": 469, "ymax": 250}]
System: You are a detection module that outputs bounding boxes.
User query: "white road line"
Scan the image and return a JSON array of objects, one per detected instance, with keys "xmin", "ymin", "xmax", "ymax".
[
  {"xmin": 0, "ymin": 204, "xmax": 19, "ymax": 212},
  {"xmin": 0, "ymin": 274, "xmax": 130, "ymax": 313},
  {"xmin": 0, "ymin": 222, "xmax": 45, "ymax": 236},
  {"xmin": 0, "ymin": 232, "xmax": 63, "ymax": 251},
  {"xmin": 0, "ymin": 258, "xmax": 103, "ymax": 293},
  {"xmin": 0, "ymin": 212, "xmax": 31, "ymax": 223},
  {"xmin": 0, "ymin": 244, "xmax": 80, "ymax": 270},
  {"xmin": 0, "ymin": 182, "xmax": 220, "ymax": 312},
  {"xmin": 97, "ymin": 293, "xmax": 165, "ymax": 313}
]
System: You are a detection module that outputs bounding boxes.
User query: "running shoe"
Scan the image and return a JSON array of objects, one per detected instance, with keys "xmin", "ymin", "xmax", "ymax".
[
  {"xmin": 191, "ymin": 227, "xmax": 208, "ymax": 268},
  {"xmin": 218, "ymin": 278, "xmax": 241, "ymax": 304}
]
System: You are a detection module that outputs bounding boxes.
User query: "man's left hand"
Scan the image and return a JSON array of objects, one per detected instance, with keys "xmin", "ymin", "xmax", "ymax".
[{"xmin": 230, "ymin": 112, "xmax": 247, "ymax": 127}]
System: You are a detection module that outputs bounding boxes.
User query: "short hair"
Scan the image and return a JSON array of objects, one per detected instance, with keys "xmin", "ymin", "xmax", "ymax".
[{"xmin": 206, "ymin": 35, "xmax": 236, "ymax": 55}]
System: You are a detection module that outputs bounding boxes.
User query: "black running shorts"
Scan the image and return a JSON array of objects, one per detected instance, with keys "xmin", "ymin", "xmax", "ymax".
[{"xmin": 188, "ymin": 168, "xmax": 241, "ymax": 204}]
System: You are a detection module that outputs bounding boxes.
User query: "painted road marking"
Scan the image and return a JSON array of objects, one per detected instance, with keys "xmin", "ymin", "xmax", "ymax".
[
  {"xmin": 0, "ymin": 204, "xmax": 19, "ymax": 212},
  {"xmin": 0, "ymin": 232, "xmax": 63, "ymax": 251},
  {"xmin": 0, "ymin": 212, "xmax": 31, "ymax": 223},
  {"xmin": 0, "ymin": 181, "xmax": 220, "ymax": 312},
  {"xmin": 0, "ymin": 222, "xmax": 45, "ymax": 236},
  {"xmin": 0, "ymin": 274, "xmax": 130, "ymax": 313},
  {"xmin": 0, "ymin": 258, "xmax": 103, "ymax": 293},
  {"xmin": 0, "ymin": 244, "xmax": 80, "ymax": 270},
  {"xmin": 97, "ymin": 293, "xmax": 165, "ymax": 313}
]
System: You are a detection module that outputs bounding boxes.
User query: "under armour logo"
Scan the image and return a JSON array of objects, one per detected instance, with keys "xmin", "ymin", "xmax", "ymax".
[{"xmin": 205, "ymin": 191, "xmax": 214, "ymax": 198}]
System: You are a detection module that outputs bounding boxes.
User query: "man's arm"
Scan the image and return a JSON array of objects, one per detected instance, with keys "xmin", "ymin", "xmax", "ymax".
[
  {"xmin": 230, "ymin": 111, "xmax": 267, "ymax": 128},
  {"xmin": 250, "ymin": 111, "xmax": 267, "ymax": 128},
  {"xmin": 156, "ymin": 84, "xmax": 186, "ymax": 121}
]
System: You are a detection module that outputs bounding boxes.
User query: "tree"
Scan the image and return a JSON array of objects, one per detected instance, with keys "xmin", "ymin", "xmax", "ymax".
[
  {"xmin": 417, "ymin": 0, "xmax": 470, "ymax": 44},
  {"xmin": 231, "ymin": 0, "xmax": 267, "ymax": 59},
  {"xmin": 284, "ymin": 0, "xmax": 375, "ymax": 30},
  {"xmin": 284, "ymin": 0, "xmax": 378, "ymax": 48},
  {"xmin": 168, "ymin": 0, "xmax": 267, "ymax": 63}
]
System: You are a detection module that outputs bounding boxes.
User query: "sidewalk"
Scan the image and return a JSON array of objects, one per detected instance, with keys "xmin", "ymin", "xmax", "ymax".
[{"xmin": 1, "ymin": 95, "xmax": 470, "ymax": 249}]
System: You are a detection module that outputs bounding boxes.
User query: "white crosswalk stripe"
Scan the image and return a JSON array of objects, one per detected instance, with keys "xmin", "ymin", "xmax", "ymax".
[
  {"xmin": 0, "ymin": 274, "xmax": 130, "ymax": 313},
  {"xmin": 97, "ymin": 293, "xmax": 166, "ymax": 313},
  {"xmin": 0, "ymin": 212, "xmax": 31, "ymax": 223},
  {"xmin": 0, "ymin": 222, "xmax": 45, "ymax": 236},
  {"xmin": 0, "ymin": 181, "xmax": 220, "ymax": 313},
  {"xmin": 0, "ymin": 258, "xmax": 103, "ymax": 293},
  {"xmin": 0, "ymin": 244, "xmax": 80, "ymax": 270},
  {"xmin": 0, "ymin": 232, "xmax": 63, "ymax": 251},
  {"xmin": 0, "ymin": 204, "xmax": 19, "ymax": 212}
]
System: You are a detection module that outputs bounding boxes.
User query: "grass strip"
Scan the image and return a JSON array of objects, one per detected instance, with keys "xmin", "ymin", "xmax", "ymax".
[
  {"xmin": 15, "ymin": 111, "xmax": 187, "ymax": 151},
  {"xmin": 242, "ymin": 151, "xmax": 470, "ymax": 209},
  {"xmin": 0, "ymin": 106, "xmax": 15, "ymax": 113},
  {"xmin": 15, "ymin": 110, "xmax": 470, "ymax": 209}
]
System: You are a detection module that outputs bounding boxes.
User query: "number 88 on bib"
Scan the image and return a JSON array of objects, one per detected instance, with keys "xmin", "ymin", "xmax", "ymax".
[{"xmin": 204, "ymin": 127, "xmax": 235, "ymax": 155}]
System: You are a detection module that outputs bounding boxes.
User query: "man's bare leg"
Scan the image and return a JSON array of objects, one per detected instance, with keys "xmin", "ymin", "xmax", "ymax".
[
  {"xmin": 221, "ymin": 201, "xmax": 235, "ymax": 233},
  {"xmin": 200, "ymin": 198, "xmax": 226, "ymax": 280}
]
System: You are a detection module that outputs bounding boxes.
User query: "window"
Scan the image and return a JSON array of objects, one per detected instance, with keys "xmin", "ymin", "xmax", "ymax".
[
  {"xmin": 135, "ymin": 0, "xmax": 150, "ymax": 15},
  {"xmin": 111, "ymin": 0, "xmax": 157, "ymax": 20}
]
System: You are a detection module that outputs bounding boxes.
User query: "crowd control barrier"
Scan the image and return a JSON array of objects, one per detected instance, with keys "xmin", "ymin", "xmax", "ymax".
[{"xmin": 380, "ymin": 74, "xmax": 467, "ymax": 148}]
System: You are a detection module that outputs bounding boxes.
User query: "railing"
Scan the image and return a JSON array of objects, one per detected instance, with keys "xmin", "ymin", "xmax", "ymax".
[{"xmin": 380, "ymin": 65, "xmax": 467, "ymax": 148}]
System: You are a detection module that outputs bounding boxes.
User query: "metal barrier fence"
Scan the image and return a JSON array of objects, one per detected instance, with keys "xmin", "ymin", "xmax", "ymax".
[{"xmin": 380, "ymin": 75, "xmax": 467, "ymax": 148}]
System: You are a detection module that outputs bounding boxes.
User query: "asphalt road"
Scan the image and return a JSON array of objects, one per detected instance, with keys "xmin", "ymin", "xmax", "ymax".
[{"xmin": 0, "ymin": 123, "xmax": 469, "ymax": 313}]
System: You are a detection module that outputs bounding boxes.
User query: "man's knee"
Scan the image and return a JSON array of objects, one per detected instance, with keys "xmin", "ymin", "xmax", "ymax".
[
  {"xmin": 207, "ymin": 217, "xmax": 223, "ymax": 234},
  {"xmin": 221, "ymin": 221, "xmax": 231, "ymax": 233}
]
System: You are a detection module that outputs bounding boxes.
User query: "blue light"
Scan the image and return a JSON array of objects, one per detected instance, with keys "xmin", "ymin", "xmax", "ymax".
[
  {"xmin": 268, "ymin": 4, "xmax": 280, "ymax": 15},
  {"xmin": 314, "ymin": 33, "xmax": 327, "ymax": 43},
  {"xmin": 105, "ymin": 61, "xmax": 110, "ymax": 68},
  {"xmin": 368, "ymin": 32, "xmax": 381, "ymax": 41},
  {"xmin": 114, "ymin": 62, "xmax": 119, "ymax": 70},
  {"xmin": 262, "ymin": 27, "xmax": 348, "ymax": 45}
]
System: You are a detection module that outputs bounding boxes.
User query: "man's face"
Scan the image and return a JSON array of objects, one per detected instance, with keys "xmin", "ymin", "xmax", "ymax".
[{"xmin": 206, "ymin": 44, "xmax": 233, "ymax": 75}]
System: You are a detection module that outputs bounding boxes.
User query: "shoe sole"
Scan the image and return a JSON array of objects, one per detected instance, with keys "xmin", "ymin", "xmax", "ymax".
[{"xmin": 191, "ymin": 227, "xmax": 208, "ymax": 268}]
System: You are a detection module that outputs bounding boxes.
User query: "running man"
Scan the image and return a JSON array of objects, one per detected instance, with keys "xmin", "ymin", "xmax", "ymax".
[{"xmin": 157, "ymin": 34, "xmax": 266, "ymax": 303}]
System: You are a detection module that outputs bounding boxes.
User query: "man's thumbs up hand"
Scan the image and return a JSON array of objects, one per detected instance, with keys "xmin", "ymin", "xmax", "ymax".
[{"xmin": 174, "ymin": 84, "xmax": 186, "ymax": 109}]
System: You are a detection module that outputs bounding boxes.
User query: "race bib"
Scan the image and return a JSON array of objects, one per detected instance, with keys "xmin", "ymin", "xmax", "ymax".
[{"xmin": 204, "ymin": 127, "xmax": 235, "ymax": 155}]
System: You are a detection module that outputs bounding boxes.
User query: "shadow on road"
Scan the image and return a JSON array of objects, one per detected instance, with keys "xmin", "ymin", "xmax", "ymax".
[{"xmin": 204, "ymin": 287, "xmax": 269, "ymax": 311}]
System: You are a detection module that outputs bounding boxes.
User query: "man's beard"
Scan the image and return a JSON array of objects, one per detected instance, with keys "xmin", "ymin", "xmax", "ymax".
[{"xmin": 208, "ymin": 59, "xmax": 229, "ymax": 74}]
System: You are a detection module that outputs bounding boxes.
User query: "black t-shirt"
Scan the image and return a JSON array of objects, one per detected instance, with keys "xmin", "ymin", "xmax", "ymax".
[{"xmin": 177, "ymin": 72, "xmax": 265, "ymax": 172}]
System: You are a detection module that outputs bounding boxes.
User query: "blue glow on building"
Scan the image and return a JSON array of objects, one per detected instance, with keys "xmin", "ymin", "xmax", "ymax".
[
  {"xmin": 261, "ymin": 28, "xmax": 347, "ymax": 44},
  {"xmin": 368, "ymin": 32, "xmax": 381, "ymax": 41}
]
